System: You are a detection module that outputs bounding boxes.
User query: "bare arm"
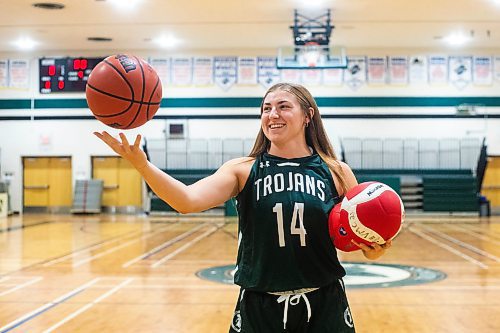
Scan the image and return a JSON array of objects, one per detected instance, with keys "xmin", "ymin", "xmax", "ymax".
[
  {"xmin": 332, "ymin": 161, "xmax": 358, "ymax": 196},
  {"xmin": 94, "ymin": 131, "xmax": 241, "ymax": 214}
]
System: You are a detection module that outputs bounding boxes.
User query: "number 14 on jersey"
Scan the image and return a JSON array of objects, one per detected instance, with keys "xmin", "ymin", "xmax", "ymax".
[{"xmin": 273, "ymin": 202, "xmax": 307, "ymax": 247}]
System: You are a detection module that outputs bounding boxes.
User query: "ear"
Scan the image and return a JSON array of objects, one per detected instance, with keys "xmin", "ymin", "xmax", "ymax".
[{"xmin": 306, "ymin": 107, "xmax": 315, "ymax": 123}]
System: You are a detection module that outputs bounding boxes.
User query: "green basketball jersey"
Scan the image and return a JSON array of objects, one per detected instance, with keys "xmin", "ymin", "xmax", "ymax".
[{"xmin": 233, "ymin": 152, "xmax": 346, "ymax": 292}]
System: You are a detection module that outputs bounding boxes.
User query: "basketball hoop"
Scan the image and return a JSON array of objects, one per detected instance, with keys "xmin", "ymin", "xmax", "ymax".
[{"xmin": 302, "ymin": 42, "xmax": 322, "ymax": 68}]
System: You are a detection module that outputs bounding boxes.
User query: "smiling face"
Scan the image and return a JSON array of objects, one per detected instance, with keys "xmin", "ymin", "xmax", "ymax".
[{"xmin": 261, "ymin": 89, "xmax": 309, "ymax": 148}]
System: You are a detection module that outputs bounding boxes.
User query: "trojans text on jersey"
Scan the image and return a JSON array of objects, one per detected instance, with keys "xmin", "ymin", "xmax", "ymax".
[{"xmin": 254, "ymin": 172, "xmax": 326, "ymax": 202}]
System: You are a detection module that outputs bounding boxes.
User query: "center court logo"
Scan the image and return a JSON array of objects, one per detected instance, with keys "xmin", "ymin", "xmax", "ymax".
[{"xmin": 196, "ymin": 262, "xmax": 446, "ymax": 288}]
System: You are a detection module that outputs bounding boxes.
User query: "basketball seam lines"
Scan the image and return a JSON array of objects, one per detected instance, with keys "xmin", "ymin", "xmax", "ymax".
[
  {"xmin": 87, "ymin": 58, "xmax": 139, "ymax": 122},
  {"xmin": 104, "ymin": 58, "xmax": 135, "ymax": 101},
  {"xmin": 87, "ymin": 84, "xmax": 135, "ymax": 118},
  {"xmin": 147, "ymin": 76, "xmax": 161, "ymax": 120},
  {"xmin": 86, "ymin": 85, "xmax": 160, "ymax": 106},
  {"xmin": 125, "ymin": 56, "xmax": 147, "ymax": 128}
]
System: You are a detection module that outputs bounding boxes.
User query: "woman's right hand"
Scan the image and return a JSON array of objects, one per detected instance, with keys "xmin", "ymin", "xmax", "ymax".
[{"xmin": 94, "ymin": 131, "xmax": 148, "ymax": 171}]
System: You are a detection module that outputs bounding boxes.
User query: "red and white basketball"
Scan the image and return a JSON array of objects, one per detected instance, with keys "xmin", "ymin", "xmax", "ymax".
[{"xmin": 328, "ymin": 182, "xmax": 405, "ymax": 252}]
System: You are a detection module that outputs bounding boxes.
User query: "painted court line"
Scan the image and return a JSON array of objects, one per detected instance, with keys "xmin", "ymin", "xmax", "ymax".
[
  {"xmin": 420, "ymin": 225, "xmax": 500, "ymax": 262},
  {"xmin": 463, "ymin": 225, "xmax": 500, "ymax": 238},
  {"xmin": 409, "ymin": 228, "xmax": 488, "ymax": 269},
  {"xmin": 43, "ymin": 224, "xmax": 177, "ymax": 267},
  {"xmin": 0, "ymin": 277, "xmax": 43, "ymax": 297},
  {"xmin": 42, "ymin": 278, "xmax": 133, "ymax": 333},
  {"xmin": 152, "ymin": 224, "xmax": 222, "ymax": 268},
  {"xmin": 72, "ymin": 223, "xmax": 179, "ymax": 267},
  {"xmin": 446, "ymin": 224, "xmax": 500, "ymax": 246},
  {"xmin": 400, "ymin": 285, "xmax": 500, "ymax": 290},
  {"xmin": 122, "ymin": 222, "xmax": 209, "ymax": 268},
  {"xmin": 0, "ymin": 278, "xmax": 100, "ymax": 333},
  {"xmin": 41, "ymin": 230, "xmax": 144, "ymax": 267}
]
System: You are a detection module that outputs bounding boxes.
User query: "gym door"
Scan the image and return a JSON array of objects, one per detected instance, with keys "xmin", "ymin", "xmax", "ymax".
[
  {"xmin": 92, "ymin": 156, "xmax": 142, "ymax": 212},
  {"xmin": 23, "ymin": 156, "xmax": 72, "ymax": 213},
  {"xmin": 483, "ymin": 156, "xmax": 500, "ymax": 208}
]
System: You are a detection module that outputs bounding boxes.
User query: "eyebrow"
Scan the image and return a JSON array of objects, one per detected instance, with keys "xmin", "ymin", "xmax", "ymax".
[{"xmin": 263, "ymin": 100, "xmax": 290, "ymax": 105}]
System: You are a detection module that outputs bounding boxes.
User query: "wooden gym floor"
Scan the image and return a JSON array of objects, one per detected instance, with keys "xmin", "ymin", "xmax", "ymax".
[{"xmin": 0, "ymin": 213, "xmax": 499, "ymax": 332}]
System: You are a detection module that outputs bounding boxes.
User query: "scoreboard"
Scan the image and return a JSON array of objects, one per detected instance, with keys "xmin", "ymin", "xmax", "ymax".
[{"xmin": 39, "ymin": 57, "xmax": 104, "ymax": 93}]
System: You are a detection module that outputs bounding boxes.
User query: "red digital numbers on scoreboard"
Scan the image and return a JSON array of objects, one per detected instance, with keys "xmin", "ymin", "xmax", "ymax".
[
  {"xmin": 72, "ymin": 59, "xmax": 89, "ymax": 70},
  {"xmin": 39, "ymin": 57, "xmax": 104, "ymax": 93}
]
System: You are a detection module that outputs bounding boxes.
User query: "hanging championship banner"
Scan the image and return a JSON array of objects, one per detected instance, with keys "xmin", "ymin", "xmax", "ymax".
[
  {"xmin": 344, "ymin": 56, "xmax": 366, "ymax": 91},
  {"xmin": 193, "ymin": 57, "xmax": 213, "ymax": 86},
  {"xmin": 449, "ymin": 56, "xmax": 472, "ymax": 90},
  {"xmin": 214, "ymin": 56, "xmax": 237, "ymax": 91},
  {"xmin": 473, "ymin": 56, "xmax": 493, "ymax": 86},
  {"xmin": 0, "ymin": 59, "xmax": 8, "ymax": 88},
  {"xmin": 237, "ymin": 57, "xmax": 257, "ymax": 85},
  {"xmin": 388, "ymin": 56, "xmax": 408, "ymax": 85},
  {"xmin": 280, "ymin": 69, "xmax": 301, "ymax": 84},
  {"xmin": 257, "ymin": 57, "xmax": 280, "ymax": 89},
  {"xmin": 494, "ymin": 56, "xmax": 500, "ymax": 82},
  {"xmin": 149, "ymin": 58, "xmax": 170, "ymax": 86},
  {"xmin": 367, "ymin": 57, "xmax": 386, "ymax": 85},
  {"xmin": 428, "ymin": 55, "xmax": 448, "ymax": 85},
  {"xmin": 8, "ymin": 59, "xmax": 30, "ymax": 89},
  {"xmin": 409, "ymin": 55, "xmax": 428, "ymax": 84},
  {"xmin": 301, "ymin": 69, "xmax": 322, "ymax": 86},
  {"xmin": 322, "ymin": 68, "xmax": 343, "ymax": 85},
  {"xmin": 171, "ymin": 57, "xmax": 193, "ymax": 85}
]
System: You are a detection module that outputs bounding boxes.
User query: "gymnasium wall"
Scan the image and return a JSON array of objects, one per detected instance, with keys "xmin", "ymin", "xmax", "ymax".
[{"xmin": 0, "ymin": 48, "xmax": 499, "ymax": 212}]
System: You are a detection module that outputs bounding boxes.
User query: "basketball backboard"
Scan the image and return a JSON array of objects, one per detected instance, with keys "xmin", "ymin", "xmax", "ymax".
[{"xmin": 276, "ymin": 44, "xmax": 347, "ymax": 70}]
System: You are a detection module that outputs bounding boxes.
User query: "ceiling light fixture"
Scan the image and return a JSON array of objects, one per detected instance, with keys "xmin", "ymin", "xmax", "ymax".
[
  {"xmin": 107, "ymin": 0, "xmax": 143, "ymax": 10},
  {"xmin": 444, "ymin": 32, "xmax": 470, "ymax": 46},
  {"xmin": 295, "ymin": 0, "xmax": 326, "ymax": 9},
  {"xmin": 12, "ymin": 37, "xmax": 39, "ymax": 50},
  {"xmin": 152, "ymin": 35, "xmax": 181, "ymax": 48}
]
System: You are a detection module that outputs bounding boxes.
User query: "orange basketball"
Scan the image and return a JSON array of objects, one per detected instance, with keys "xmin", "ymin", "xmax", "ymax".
[{"xmin": 86, "ymin": 54, "xmax": 162, "ymax": 129}]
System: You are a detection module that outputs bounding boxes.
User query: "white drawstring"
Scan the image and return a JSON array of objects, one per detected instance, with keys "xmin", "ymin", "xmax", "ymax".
[{"xmin": 276, "ymin": 293, "xmax": 312, "ymax": 330}]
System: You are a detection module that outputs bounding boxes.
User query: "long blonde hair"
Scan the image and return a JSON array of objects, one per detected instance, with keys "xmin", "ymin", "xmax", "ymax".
[{"xmin": 249, "ymin": 82, "xmax": 347, "ymax": 194}]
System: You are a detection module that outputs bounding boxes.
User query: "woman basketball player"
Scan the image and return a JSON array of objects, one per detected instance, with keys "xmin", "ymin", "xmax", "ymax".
[{"xmin": 95, "ymin": 83, "xmax": 391, "ymax": 332}]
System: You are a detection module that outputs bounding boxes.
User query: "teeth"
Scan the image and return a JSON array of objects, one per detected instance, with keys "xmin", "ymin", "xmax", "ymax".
[{"xmin": 270, "ymin": 124, "xmax": 285, "ymax": 129}]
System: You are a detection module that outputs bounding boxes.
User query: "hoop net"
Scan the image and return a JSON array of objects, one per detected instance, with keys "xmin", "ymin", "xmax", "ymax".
[{"xmin": 302, "ymin": 42, "xmax": 322, "ymax": 68}]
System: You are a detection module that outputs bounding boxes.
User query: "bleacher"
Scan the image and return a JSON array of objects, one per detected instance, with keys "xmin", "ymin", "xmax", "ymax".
[
  {"xmin": 344, "ymin": 137, "xmax": 484, "ymax": 214},
  {"xmin": 149, "ymin": 169, "xmax": 216, "ymax": 213},
  {"xmin": 145, "ymin": 136, "xmax": 485, "ymax": 215},
  {"xmin": 355, "ymin": 169, "xmax": 478, "ymax": 213}
]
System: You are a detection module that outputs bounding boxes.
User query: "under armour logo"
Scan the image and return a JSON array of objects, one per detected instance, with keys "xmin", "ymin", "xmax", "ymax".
[{"xmin": 259, "ymin": 161, "xmax": 270, "ymax": 168}]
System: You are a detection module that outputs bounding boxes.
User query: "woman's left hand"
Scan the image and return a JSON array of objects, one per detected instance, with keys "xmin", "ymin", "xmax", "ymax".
[{"xmin": 351, "ymin": 239, "xmax": 392, "ymax": 260}]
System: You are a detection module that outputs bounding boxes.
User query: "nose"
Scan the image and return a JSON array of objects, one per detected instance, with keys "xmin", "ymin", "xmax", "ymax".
[{"xmin": 269, "ymin": 107, "xmax": 279, "ymax": 118}]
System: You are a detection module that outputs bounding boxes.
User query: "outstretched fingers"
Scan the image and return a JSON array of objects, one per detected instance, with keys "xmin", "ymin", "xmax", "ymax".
[
  {"xmin": 94, "ymin": 131, "xmax": 123, "ymax": 153},
  {"xmin": 119, "ymin": 133, "xmax": 132, "ymax": 154},
  {"xmin": 94, "ymin": 132, "xmax": 144, "ymax": 163},
  {"xmin": 133, "ymin": 134, "xmax": 142, "ymax": 150}
]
